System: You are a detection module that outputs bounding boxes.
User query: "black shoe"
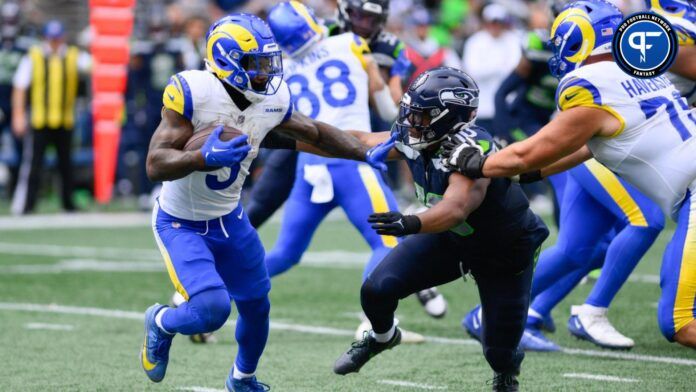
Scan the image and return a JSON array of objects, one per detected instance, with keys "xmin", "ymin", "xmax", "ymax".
[
  {"xmin": 490, "ymin": 372, "xmax": 519, "ymax": 392},
  {"xmin": 333, "ymin": 328, "xmax": 401, "ymax": 375}
]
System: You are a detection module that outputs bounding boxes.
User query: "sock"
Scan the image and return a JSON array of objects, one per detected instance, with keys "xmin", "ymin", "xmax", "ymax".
[
  {"xmin": 372, "ymin": 324, "xmax": 395, "ymax": 343},
  {"xmin": 154, "ymin": 307, "xmax": 173, "ymax": 334},
  {"xmin": 233, "ymin": 367, "xmax": 254, "ymax": 380},
  {"xmin": 527, "ymin": 307, "xmax": 543, "ymax": 321}
]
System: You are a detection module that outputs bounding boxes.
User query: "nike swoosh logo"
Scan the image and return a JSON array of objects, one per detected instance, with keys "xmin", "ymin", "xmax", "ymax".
[
  {"xmin": 237, "ymin": 210, "xmax": 243, "ymax": 219},
  {"xmin": 472, "ymin": 316, "xmax": 480, "ymax": 329},
  {"xmin": 565, "ymin": 92, "xmax": 579, "ymax": 101},
  {"xmin": 211, "ymin": 147, "xmax": 227, "ymax": 152},
  {"xmin": 141, "ymin": 338, "xmax": 157, "ymax": 371},
  {"xmin": 167, "ymin": 92, "xmax": 175, "ymax": 101}
]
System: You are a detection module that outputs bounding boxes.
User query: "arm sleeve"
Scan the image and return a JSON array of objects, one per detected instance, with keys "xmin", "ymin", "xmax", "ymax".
[{"xmin": 12, "ymin": 55, "xmax": 32, "ymax": 89}]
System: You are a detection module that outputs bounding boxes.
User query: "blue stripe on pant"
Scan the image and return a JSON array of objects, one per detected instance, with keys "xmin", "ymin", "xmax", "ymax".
[
  {"xmin": 265, "ymin": 156, "xmax": 399, "ymax": 281},
  {"xmin": 530, "ymin": 161, "xmax": 663, "ymax": 318}
]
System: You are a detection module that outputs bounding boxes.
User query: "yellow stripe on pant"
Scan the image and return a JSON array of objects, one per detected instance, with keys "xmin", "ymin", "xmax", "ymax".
[
  {"xmin": 357, "ymin": 164, "xmax": 398, "ymax": 248},
  {"xmin": 152, "ymin": 204, "xmax": 190, "ymax": 301},
  {"xmin": 585, "ymin": 159, "xmax": 648, "ymax": 227},
  {"xmin": 673, "ymin": 190, "xmax": 696, "ymax": 333}
]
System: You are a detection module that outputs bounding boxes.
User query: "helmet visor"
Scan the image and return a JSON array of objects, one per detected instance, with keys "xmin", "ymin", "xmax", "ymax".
[
  {"xmin": 240, "ymin": 51, "xmax": 284, "ymax": 94},
  {"xmin": 396, "ymin": 103, "xmax": 441, "ymax": 149}
]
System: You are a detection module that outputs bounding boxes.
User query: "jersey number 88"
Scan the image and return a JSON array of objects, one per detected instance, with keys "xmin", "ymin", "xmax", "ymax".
[{"xmin": 286, "ymin": 59, "xmax": 356, "ymax": 119}]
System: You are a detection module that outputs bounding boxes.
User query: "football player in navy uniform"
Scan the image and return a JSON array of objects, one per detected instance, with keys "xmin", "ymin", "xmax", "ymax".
[{"xmin": 331, "ymin": 67, "xmax": 549, "ymax": 391}]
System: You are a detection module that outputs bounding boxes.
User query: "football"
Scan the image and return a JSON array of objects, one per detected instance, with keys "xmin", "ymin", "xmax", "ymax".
[
  {"xmin": 183, "ymin": 124, "xmax": 245, "ymax": 151},
  {"xmin": 184, "ymin": 125, "xmax": 245, "ymax": 171}
]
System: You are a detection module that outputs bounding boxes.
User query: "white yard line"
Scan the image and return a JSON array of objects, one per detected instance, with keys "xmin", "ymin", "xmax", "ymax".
[
  {"xmin": 0, "ymin": 242, "xmax": 668, "ymax": 282},
  {"xmin": 563, "ymin": 373, "xmax": 639, "ymax": 383},
  {"xmin": 178, "ymin": 387, "xmax": 225, "ymax": 392},
  {"xmin": 24, "ymin": 322, "xmax": 74, "ymax": 331},
  {"xmin": 378, "ymin": 379, "xmax": 447, "ymax": 390},
  {"xmin": 0, "ymin": 302, "xmax": 695, "ymax": 367},
  {"xmin": 0, "ymin": 212, "xmax": 151, "ymax": 231}
]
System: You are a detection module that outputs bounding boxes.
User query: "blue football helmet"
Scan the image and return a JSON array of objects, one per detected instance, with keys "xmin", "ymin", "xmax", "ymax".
[
  {"xmin": 268, "ymin": 1, "xmax": 324, "ymax": 58},
  {"xmin": 548, "ymin": 0, "xmax": 623, "ymax": 78},
  {"xmin": 205, "ymin": 13, "xmax": 283, "ymax": 97},
  {"xmin": 396, "ymin": 67, "xmax": 479, "ymax": 151},
  {"xmin": 646, "ymin": 0, "xmax": 696, "ymax": 21}
]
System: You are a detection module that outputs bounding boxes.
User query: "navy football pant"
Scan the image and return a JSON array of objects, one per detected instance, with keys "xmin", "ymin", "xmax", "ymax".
[
  {"xmin": 246, "ymin": 150, "xmax": 298, "ymax": 228},
  {"xmin": 361, "ymin": 222, "xmax": 547, "ymax": 374}
]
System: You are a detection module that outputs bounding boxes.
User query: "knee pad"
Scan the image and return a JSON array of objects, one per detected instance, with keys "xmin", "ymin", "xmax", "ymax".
[{"xmin": 188, "ymin": 288, "xmax": 232, "ymax": 332}]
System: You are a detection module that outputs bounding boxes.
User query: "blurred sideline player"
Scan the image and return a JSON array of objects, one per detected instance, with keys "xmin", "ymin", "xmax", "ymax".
[
  {"xmin": 141, "ymin": 14, "xmax": 388, "ymax": 391},
  {"xmin": 265, "ymin": 1, "xmax": 432, "ymax": 342},
  {"xmin": 443, "ymin": 0, "xmax": 696, "ymax": 349},
  {"xmin": 332, "ymin": 67, "xmax": 549, "ymax": 391}
]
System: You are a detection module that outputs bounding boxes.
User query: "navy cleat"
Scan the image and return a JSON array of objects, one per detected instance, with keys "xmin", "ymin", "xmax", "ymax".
[
  {"xmin": 140, "ymin": 303, "xmax": 174, "ymax": 382},
  {"xmin": 225, "ymin": 375, "xmax": 270, "ymax": 392},
  {"xmin": 519, "ymin": 327, "xmax": 560, "ymax": 352},
  {"xmin": 490, "ymin": 372, "xmax": 519, "ymax": 392},
  {"xmin": 527, "ymin": 312, "xmax": 557, "ymax": 334},
  {"xmin": 334, "ymin": 328, "xmax": 402, "ymax": 375},
  {"xmin": 462, "ymin": 305, "xmax": 482, "ymax": 342}
]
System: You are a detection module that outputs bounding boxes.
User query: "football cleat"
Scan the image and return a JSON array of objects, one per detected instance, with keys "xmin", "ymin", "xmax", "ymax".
[
  {"xmin": 225, "ymin": 375, "xmax": 270, "ymax": 392},
  {"xmin": 140, "ymin": 303, "xmax": 175, "ymax": 382},
  {"xmin": 171, "ymin": 291, "xmax": 218, "ymax": 344},
  {"xmin": 519, "ymin": 327, "xmax": 561, "ymax": 352},
  {"xmin": 490, "ymin": 372, "xmax": 519, "ymax": 392},
  {"xmin": 526, "ymin": 311, "xmax": 556, "ymax": 334},
  {"xmin": 462, "ymin": 305, "xmax": 482, "ymax": 342},
  {"xmin": 355, "ymin": 318, "xmax": 424, "ymax": 343},
  {"xmin": 334, "ymin": 328, "xmax": 402, "ymax": 375},
  {"xmin": 567, "ymin": 304, "xmax": 634, "ymax": 350},
  {"xmin": 415, "ymin": 287, "xmax": 448, "ymax": 318}
]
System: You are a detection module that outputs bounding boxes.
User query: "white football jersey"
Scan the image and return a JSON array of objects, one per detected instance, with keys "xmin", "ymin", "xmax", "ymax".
[
  {"xmin": 557, "ymin": 61, "xmax": 696, "ymax": 219},
  {"xmin": 283, "ymin": 33, "xmax": 371, "ymax": 133},
  {"xmin": 664, "ymin": 14, "xmax": 696, "ymax": 104},
  {"xmin": 158, "ymin": 70, "xmax": 292, "ymax": 221}
]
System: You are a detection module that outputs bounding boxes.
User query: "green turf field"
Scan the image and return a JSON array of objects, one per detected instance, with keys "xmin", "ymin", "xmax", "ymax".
[{"xmin": 0, "ymin": 213, "xmax": 693, "ymax": 391}]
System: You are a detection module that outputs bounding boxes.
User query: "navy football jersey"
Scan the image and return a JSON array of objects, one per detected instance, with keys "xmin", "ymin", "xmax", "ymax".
[{"xmin": 395, "ymin": 126, "xmax": 531, "ymax": 241}]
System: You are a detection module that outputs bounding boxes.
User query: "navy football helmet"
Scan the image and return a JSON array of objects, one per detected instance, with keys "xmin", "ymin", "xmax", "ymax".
[
  {"xmin": 395, "ymin": 67, "xmax": 479, "ymax": 151},
  {"xmin": 337, "ymin": 0, "xmax": 389, "ymax": 42}
]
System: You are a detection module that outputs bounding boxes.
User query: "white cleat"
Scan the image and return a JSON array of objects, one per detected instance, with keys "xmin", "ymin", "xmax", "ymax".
[
  {"xmin": 355, "ymin": 318, "xmax": 424, "ymax": 344},
  {"xmin": 567, "ymin": 304, "xmax": 634, "ymax": 350},
  {"xmin": 415, "ymin": 288, "xmax": 447, "ymax": 318}
]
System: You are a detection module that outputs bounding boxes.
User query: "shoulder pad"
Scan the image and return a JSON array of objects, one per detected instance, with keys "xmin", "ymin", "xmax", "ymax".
[{"xmin": 162, "ymin": 72, "xmax": 193, "ymax": 120}]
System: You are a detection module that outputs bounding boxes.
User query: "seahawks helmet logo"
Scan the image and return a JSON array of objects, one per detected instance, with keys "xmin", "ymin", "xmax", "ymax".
[{"xmin": 439, "ymin": 88, "xmax": 479, "ymax": 107}]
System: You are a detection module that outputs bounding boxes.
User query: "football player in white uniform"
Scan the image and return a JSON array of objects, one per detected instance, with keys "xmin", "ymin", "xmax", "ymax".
[
  {"xmin": 264, "ymin": 1, "xmax": 440, "ymax": 342},
  {"xmin": 140, "ymin": 14, "xmax": 387, "ymax": 391},
  {"xmin": 442, "ymin": 0, "xmax": 696, "ymax": 348}
]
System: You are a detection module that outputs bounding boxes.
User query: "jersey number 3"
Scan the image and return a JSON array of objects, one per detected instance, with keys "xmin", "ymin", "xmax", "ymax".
[{"xmin": 286, "ymin": 59, "xmax": 356, "ymax": 119}]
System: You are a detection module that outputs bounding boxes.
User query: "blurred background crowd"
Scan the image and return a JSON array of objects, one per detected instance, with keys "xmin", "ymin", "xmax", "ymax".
[{"xmin": 0, "ymin": 0, "xmax": 649, "ymax": 215}]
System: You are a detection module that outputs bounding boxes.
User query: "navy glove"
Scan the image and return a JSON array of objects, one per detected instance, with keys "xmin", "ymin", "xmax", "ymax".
[
  {"xmin": 368, "ymin": 211, "xmax": 421, "ymax": 237},
  {"xmin": 200, "ymin": 126, "xmax": 251, "ymax": 168},
  {"xmin": 390, "ymin": 50, "xmax": 411, "ymax": 79},
  {"xmin": 366, "ymin": 131, "xmax": 398, "ymax": 172},
  {"xmin": 441, "ymin": 135, "xmax": 487, "ymax": 178}
]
